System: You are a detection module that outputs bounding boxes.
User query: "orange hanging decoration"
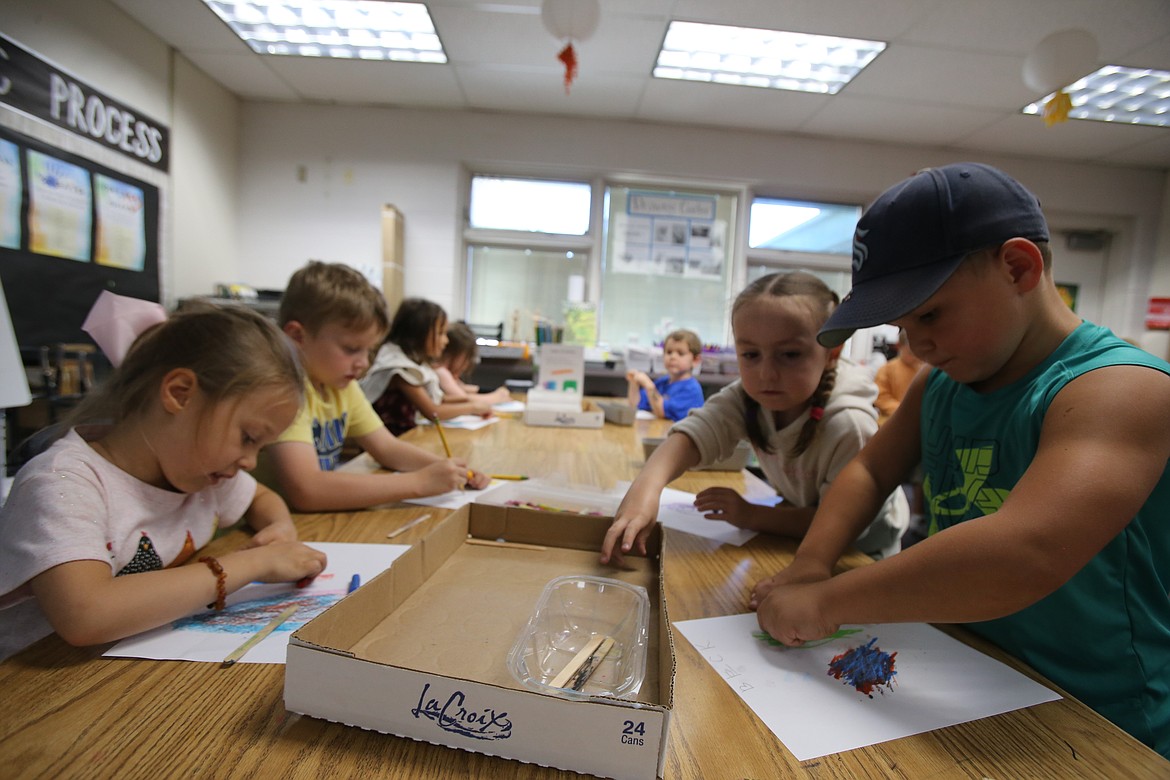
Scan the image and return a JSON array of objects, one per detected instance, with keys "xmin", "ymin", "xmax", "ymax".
[
  {"xmin": 557, "ymin": 43, "xmax": 578, "ymax": 94},
  {"xmin": 1042, "ymin": 89, "xmax": 1073, "ymax": 126}
]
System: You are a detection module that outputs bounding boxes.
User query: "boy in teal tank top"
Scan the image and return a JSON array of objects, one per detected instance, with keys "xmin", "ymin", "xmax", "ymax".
[{"xmin": 749, "ymin": 163, "xmax": 1170, "ymax": 757}]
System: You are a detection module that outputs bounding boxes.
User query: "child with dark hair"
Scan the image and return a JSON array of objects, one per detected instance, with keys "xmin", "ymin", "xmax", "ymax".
[
  {"xmin": 434, "ymin": 321, "xmax": 510, "ymax": 405},
  {"xmin": 360, "ymin": 299, "xmax": 506, "ymax": 436},
  {"xmin": 601, "ymin": 271, "xmax": 908, "ymax": 566}
]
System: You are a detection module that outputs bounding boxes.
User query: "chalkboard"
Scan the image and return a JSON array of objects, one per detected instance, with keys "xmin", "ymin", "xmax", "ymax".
[{"xmin": 0, "ymin": 124, "xmax": 160, "ymax": 349}]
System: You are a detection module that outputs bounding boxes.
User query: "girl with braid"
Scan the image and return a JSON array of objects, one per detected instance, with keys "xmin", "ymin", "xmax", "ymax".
[{"xmin": 601, "ymin": 272, "xmax": 908, "ymax": 566}]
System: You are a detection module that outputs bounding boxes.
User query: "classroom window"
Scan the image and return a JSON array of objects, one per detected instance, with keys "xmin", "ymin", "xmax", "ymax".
[
  {"xmin": 465, "ymin": 245, "xmax": 590, "ymax": 342},
  {"xmin": 746, "ymin": 196, "xmax": 859, "ymax": 302},
  {"xmin": 748, "ymin": 197, "xmax": 860, "ymax": 254},
  {"xmin": 462, "ymin": 174, "xmax": 595, "ymax": 342},
  {"xmin": 469, "ymin": 176, "xmax": 591, "ymax": 235},
  {"xmin": 600, "ymin": 185, "xmax": 738, "ymax": 348}
]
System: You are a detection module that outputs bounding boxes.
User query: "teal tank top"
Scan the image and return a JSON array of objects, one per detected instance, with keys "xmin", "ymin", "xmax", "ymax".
[{"xmin": 921, "ymin": 321, "xmax": 1170, "ymax": 757}]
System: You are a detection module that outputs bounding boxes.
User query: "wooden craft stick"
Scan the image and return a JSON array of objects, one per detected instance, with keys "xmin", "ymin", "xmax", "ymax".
[
  {"xmin": 464, "ymin": 538, "xmax": 548, "ymax": 552},
  {"xmin": 387, "ymin": 513, "xmax": 432, "ymax": 538},
  {"xmin": 221, "ymin": 605, "xmax": 298, "ymax": 667},
  {"xmin": 570, "ymin": 636, "xmax": 615, "ymax": 691},
  {"xmin": 549, "ymin": 634, "xmax": 614, "ymax": 690}
]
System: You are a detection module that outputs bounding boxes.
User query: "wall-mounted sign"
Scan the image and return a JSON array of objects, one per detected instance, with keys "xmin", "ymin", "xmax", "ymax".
[
  {"xmin": 0, "ymin": 32, "xmax": 169, "ymax": 172},
  {"xmin": 1146, "ymin": 297, "xmax": 1170, "ymax": 330}
]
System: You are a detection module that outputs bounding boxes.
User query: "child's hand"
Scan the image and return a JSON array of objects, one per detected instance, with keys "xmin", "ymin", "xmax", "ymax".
[
  {"xmin": 469, "ymin": 397, "xmax": 497, "ymax": 415},
  {"xmin": 248, "ymin": 517, "xmax": 298, "ymax": 547},
  {"xmin": 748, "ymin": 557, "xmax": 833, "ymax": 610},
  {"xmin": 754, "ymin": 581, "xmax": 839, "ymax": 648},
  {"xmin": 415, "ymin": 459, "xmax": 474, "ymax": 495},
  {"xmin": 600, "ymin": 483, "xmax": 660, "ymax": 566},
  {"xmin": 694, "ymin": 487, "xmax": 752, "ymax": 528},
  {"xmin": 249, "ymin": 541, "xmax": 327, "ymax": 584},
  {"xmin": 486, "ymin": 386, "xmax": 511, "ymax": 404},
  {"xmin": 465, "ymin": 468, "xmax": 491, "ymax": 490},
  {"xmin": 625, "ymin": 370, "xmax": 651, "ymax": 389}
]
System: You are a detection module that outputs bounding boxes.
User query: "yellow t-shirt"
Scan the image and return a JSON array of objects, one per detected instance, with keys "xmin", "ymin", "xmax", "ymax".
[{"xmin": 255, "ymin": 378, "xmax": 385, "ymax": 485}]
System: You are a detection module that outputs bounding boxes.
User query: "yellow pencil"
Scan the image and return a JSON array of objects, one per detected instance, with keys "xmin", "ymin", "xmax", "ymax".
[
  {"xmin": 491, "ymin": 474, "xmax": 529, "ymax": 481},
  {"xmin": 433, "ymin": 417, "xmax": 453, "ymax": 458},
  {"xmin": 433, "ymin": 417, "xmax": 474, "ymax": 484},
  {"xmin": 221, "ymin": 604, "xmax": 298, "ymax": 667}
]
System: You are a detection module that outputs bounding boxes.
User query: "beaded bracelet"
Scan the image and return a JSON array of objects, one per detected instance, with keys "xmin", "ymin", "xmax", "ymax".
[{"xmin": 198, "ymin": 556, "xmax": 227, "ymax": 611}]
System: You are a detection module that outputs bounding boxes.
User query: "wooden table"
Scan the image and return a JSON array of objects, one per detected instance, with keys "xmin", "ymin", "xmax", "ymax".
[{"xmin": 1, "ymin": 410, "xmax": 1167, "ymax": 779}]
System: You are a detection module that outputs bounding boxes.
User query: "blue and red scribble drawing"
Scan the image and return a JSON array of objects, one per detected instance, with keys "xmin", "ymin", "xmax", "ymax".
[
  {"xmin": 175, "ymin": 592, "xmax": 342, "ymax": 634},
  {"xmin": 827, "ymin": 637, "xmax": 897, "ymax": 697}
]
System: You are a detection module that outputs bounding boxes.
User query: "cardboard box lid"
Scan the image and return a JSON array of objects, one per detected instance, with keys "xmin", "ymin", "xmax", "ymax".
[{"xmin": 291, "ymin": 504, "xmax": 671, "ymax": 706}]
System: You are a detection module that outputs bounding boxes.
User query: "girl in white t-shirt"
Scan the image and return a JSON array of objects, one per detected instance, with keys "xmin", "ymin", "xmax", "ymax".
[
  {"xmin": 600, "ymin": 272, "xmax": 908, "ymax": 566},
  {"xmin": 0, "ymin": 302, "xmax": 326, "ymax": 660}
]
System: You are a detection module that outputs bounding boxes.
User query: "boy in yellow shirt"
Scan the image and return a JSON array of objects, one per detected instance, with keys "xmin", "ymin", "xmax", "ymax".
[{"xmin": 256, "ymin": 261, "xmax": 489, "ymax": 511}]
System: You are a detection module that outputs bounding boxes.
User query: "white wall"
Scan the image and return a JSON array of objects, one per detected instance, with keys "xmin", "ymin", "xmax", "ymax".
[
  {"xmin": 5, "ymin": 0, "xmax": 1170, "ymax": 347},
  {"xmin": 237, "ymin": 101, "xmax": 1169, "ymax": 340}
]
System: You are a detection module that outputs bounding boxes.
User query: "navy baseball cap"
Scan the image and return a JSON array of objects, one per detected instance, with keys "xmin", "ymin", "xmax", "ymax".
[{"xmin": 817, "ymin": 163, "xmax": 1049, "ymax": 347}]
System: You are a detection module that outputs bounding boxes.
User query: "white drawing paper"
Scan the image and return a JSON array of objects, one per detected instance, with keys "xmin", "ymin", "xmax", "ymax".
[{"xmin": 673, "ymin": 613, "xmax": 1061, "ymax": 761}]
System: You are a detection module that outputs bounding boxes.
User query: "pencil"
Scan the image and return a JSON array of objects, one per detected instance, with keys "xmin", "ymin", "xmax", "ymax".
[
  {"xmin": 491, "ymin": 474, "xmax": 529, "ymax": 480},
  {"xmin": 433, "ymin": 417, "xmax": 474, "ymax": 485},
  {"xmin": 433, "ymin": 417, "xmax": 453, "ymax": 458},
  {"xmin": 221, "ymin": 604, "xmax": 298, "ymax": 667}
]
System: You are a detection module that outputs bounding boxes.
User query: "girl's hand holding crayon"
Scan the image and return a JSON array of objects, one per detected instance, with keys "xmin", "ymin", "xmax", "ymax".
[{"xmin": 242, "ymin": 541, "xmax": 327, "ymax": 585}]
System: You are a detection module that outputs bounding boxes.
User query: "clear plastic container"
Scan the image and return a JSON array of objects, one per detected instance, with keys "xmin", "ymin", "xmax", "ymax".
[{"xmin": 507, "ymin": 575, "xmax": 649, "ymax": 699}]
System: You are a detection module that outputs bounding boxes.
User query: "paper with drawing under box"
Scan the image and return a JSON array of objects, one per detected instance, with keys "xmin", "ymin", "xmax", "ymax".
[
  {"xmin": 673, "ymin": 613, "xmax": 1061, "ymax": 761},
  {"xmin": 103, "ymin": 542, "xmax": 409, "ymax": 664}
]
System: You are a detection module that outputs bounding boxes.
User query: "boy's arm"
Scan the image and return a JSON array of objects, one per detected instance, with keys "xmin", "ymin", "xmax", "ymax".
[
  {"xmin": 757, "ymin": 364, "xmax": 1170, "ymax": 644},
  {"xmin": 262, "ymin": 438, "xmax": 465, "ymax": 512},
  {"xmin": 626, "ymin": 370, "xmax": 647, "ymax": 409}
]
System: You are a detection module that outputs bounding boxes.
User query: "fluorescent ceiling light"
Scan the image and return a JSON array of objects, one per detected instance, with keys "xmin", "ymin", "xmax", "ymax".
[
  {"xmin": 1022, "ymin": 65, "xmax": 1170, "ymax": 127},
  {"xmin": 203, "ymin": 1, "xmax": 447, "ymax": 63},
  {"xmin": 654, "ymin": 21, "xmax": 885, "ymax": 95}
]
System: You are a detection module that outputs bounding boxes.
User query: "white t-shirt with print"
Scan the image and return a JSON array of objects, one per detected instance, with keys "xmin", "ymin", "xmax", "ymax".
[{"xmin": 0, "ymin": 427, "xmax": 256, "ymax": 660}]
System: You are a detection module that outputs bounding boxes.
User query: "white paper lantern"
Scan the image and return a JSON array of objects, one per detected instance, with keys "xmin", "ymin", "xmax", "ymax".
[
  {"xmin": 1022, "ymin": 29, "xmax": 1099, "ymax": 95},
  {"xmin": 541, "ymin": 0, "xmax": 600, "ymax": 43}
]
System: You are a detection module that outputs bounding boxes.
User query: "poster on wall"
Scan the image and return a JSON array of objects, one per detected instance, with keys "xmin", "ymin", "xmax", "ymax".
[
  {"xmin": 95, "ymin": 174, "xmax": 146, "ymax": 271},
  {"xmin": 27, "ymin": 149, "xmax": 93, "ymax": 262},
  {"xmin": 611, "ymin": 192, "xmax": 726, "ymax": 280},
  {"xmin": 0, "ymin": 138, "xmax": 21, "ymax": 250},
  {"xmin": 0, "ymin": 125, "xmax": 160, "ymax": 348}
]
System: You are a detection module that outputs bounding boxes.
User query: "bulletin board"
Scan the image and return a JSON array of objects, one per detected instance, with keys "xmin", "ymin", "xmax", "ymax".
[{"xmin": 0, "ymin": 124, "xmax": 160, "ymax": 348}]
